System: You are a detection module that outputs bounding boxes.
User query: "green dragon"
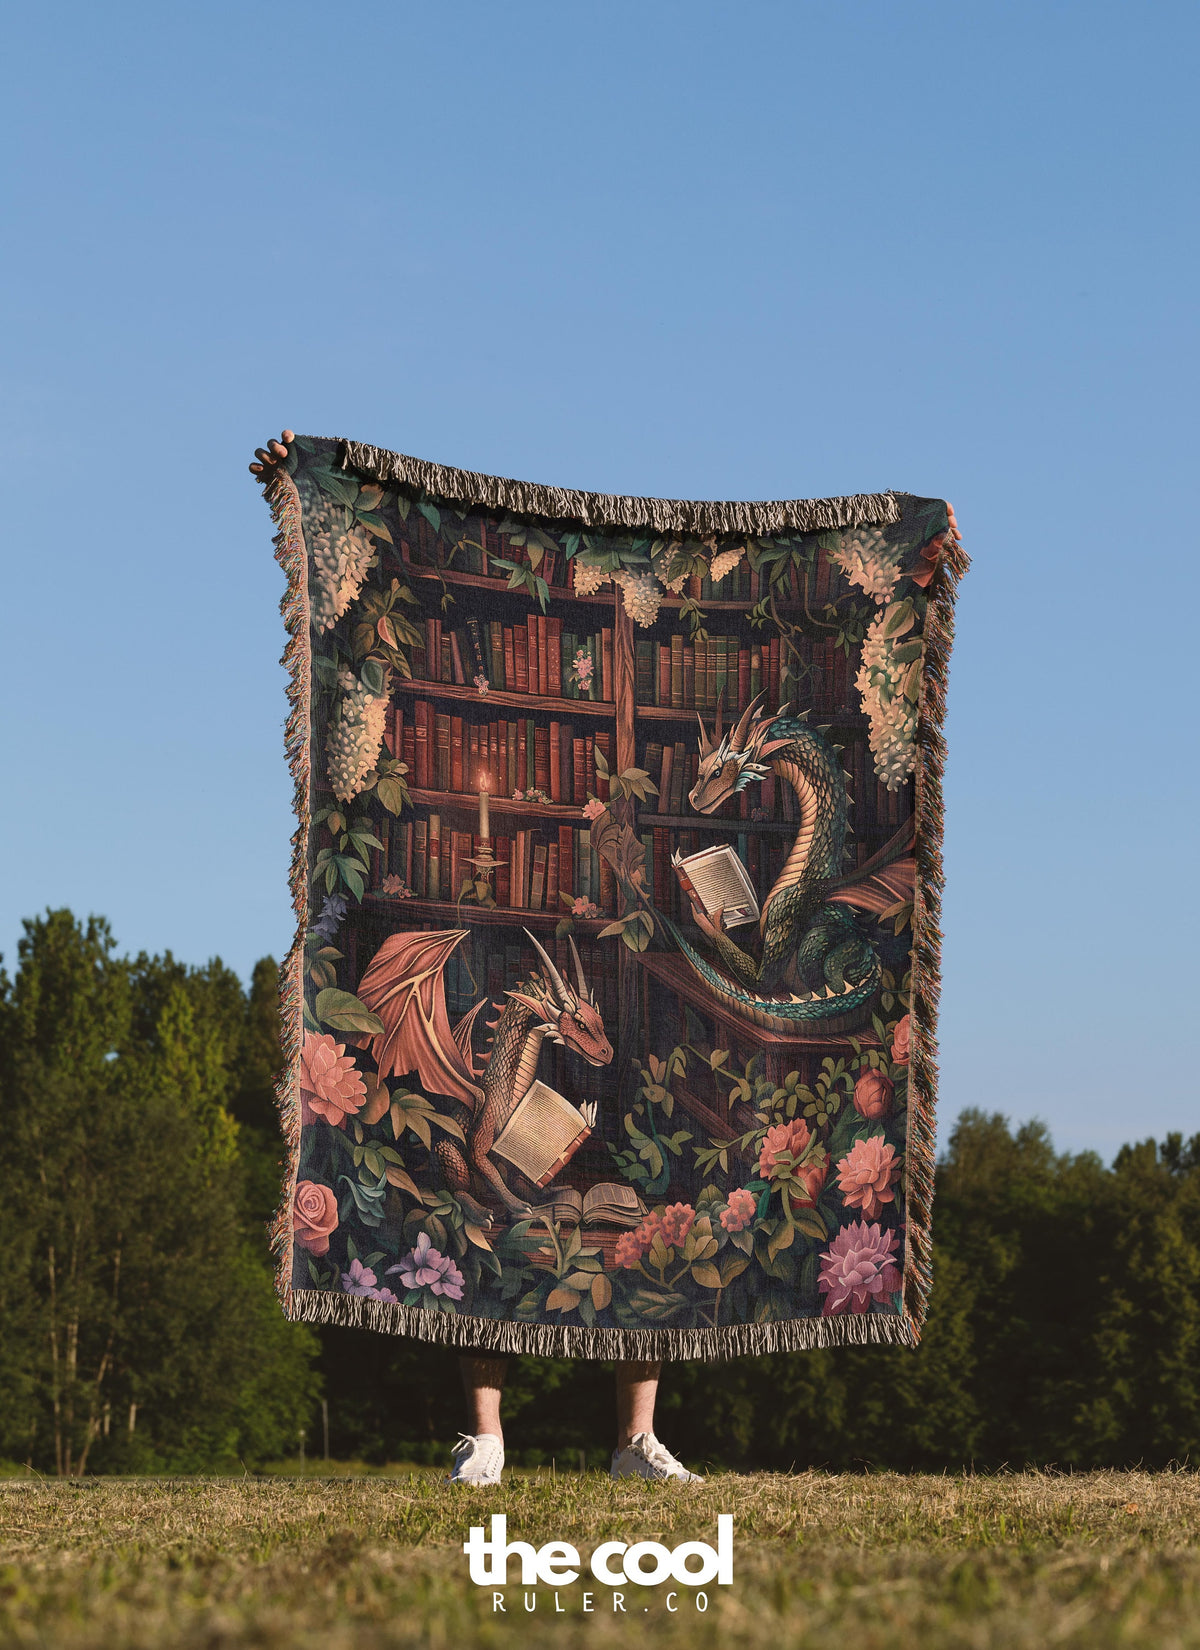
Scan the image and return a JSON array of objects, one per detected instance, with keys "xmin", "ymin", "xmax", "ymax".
[{"xmin": 666, "ymin": 695, "xmax": 914, "ymax": 1033}]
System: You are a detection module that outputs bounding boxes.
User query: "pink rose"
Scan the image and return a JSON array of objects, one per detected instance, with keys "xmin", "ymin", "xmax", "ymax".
[
  {"xmin": 294, "ymin": 1180, "xmax": 339, "ymax": 1256},
  {"xmin": 660, "ymin": 1203, "xmax": 696, "ymax": 1248},
  {"xmin": 891, "ymin": 1015, "xmax": 911, "ymax": 1066},
  {"xmin": 300, "ymin": 1031, "xmax": 367, "ymax": 1129},
  {"xmin": 853, "ymin": 1069, "xmax": 894, "ymax": 1121},
  {"xmin": 719, "ymin": 1187, "xmax": 757, "ymax": 1233},
  {"xmin": 757, "ymin": 1119, "xmax": 826, "ymax": 1205},
  {"xmin": 836, "ymin": 1136, "xmax": 900, "ymax": 1220}
]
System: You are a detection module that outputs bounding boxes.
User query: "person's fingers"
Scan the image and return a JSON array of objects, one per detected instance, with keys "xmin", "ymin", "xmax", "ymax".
[
  {"xmin": 268, "ymin": 439, "xmax": 288, "ymax": 457},
  {"xmin": 249, "ymin": 462, "xmax": 265, "ymax": 475},
  {"xmin": 281, "ymin": 429, "xmax": 295, "ymax": 443},
  {"xmin": 946, "ymin": 502, "xmax": 961, "ymax": 540},
  {"xmin": 254, "ymin": 447, "xmax": 277, "ymax": 465}
]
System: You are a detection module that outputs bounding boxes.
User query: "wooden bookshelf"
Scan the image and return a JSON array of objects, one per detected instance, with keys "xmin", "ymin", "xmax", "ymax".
[
  {"xmin": 407, "ymin": 788, "xmax": 588, "ymax": 822},
  {"xmin": 394, "ymin": 678, "xmax": 615, "ymax": 720},
  {"xmin": 401, "ymin": 559, "xmax": 618, "ymax": 608},
  {"xmin": 363, "ymin": 896, "xmax": 604, "ymax": 934}
]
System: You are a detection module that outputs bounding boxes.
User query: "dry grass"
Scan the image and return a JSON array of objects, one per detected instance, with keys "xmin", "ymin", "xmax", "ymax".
[{"xmin": 2, "ymin": 1470, "xmax": 1199, "ymax": 1648}]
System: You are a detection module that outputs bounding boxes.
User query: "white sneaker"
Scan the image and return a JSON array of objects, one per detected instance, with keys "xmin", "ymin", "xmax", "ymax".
[
  {"xmin": 447, "ymin": 1432, "xmax": 505, "ymax": 1485},
  {"xmin": 610, "ymin": 1431, "xmax": 703, "ymax": 1482}
]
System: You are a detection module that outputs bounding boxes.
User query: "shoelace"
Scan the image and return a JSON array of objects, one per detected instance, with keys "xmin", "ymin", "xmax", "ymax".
[
  {"xmin": 637, "ymin": 1434, "xmax": 681, "ymax": 1474},
  {"xmin": 453, "ymin": 1432, "xmax": 502, "ymax": 1468}
]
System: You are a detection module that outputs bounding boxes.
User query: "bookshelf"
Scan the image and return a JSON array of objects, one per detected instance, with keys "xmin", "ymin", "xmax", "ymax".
[{"xmin": 367, "ymin": 515, "xmax": 902, "ymax": 1203}]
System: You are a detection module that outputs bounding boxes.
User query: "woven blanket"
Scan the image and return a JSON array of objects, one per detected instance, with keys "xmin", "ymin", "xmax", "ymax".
[{"xmin": 262, "ymin": 438, "xmax": 966, "ymax": 1358}]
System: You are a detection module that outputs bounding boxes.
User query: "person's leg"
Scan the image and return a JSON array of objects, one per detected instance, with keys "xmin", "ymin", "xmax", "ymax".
[
  {"xmin": 615, "ymin": 1359, "xmax": 661, "ymax": 1448},
  {"xmin": 460, "ymin": 1354, "xmax": 508, "ymax": 1442}
]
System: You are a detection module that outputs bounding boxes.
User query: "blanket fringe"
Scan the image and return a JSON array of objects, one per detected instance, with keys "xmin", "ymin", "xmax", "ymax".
[
  {"xmin": 903, "ymin": 527, "xmax": 970, "ymax": 1336},
  {"xmin": 284, "ymin": 1286, "xmax": 919, "ymax": 1360},
  {"xmin": 337, "ymin": 439, "xmax": 902, "ymax": 538}
]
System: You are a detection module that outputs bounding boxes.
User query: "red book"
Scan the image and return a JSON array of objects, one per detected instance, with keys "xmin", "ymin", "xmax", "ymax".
[
  {"xmin": 658, "ymin": 644, "xmax": 670, "ymax": 707},
  {"xmin": 530, "ymin": 841, "xmax": 548, "ymax": 910},
  {"xmin": 557, "ymin": 824, "xmax": 574, "ymax": 897},
  {"xmin": 489, "ymin": 722, "xmax": 501, "ymax": 793},
  {"xmin": 536, "ymin": 615, "xmax": 549, "ymax": 696},
  {"xmin": 514, "ymin": 625, "xmax": 529, "ymax": 693},
  {"xmin": 547, "ymin": 615, "xmax": 562, "ymax": 695},
  {"xmin": 450, "ymin": 715, "xmax": 464, "ymax": 792},
  {"xmin": 517, "ymin": 721, "xmax": 528, "ymax": 790},
  {"xmin": 657, "ymin": 744, "xmax": 674, "ymax": 816},
  {"xmin": 534, "ymin": 726, "xmax": 551, "ymax": 792},
  {"xmin": 584, "ymin": 734, "xmax": 595, "ymax": 801},
  {"xmin": 467, "ymin": 724, "xmax": 479, "ymax": 789},
  {"xmin": 425, "ymin": 618, "xmax": 440, "ymax": 683},
  {"xmin": 738, "ymin": 647, "xmax": 751, "ymax": 714},
  {"xmin": 546, "ymin": 843, "xmax": 559, "ymax": 911},
  {"xmin": 412, "ymin": 819, "xmax": 428, "ymax": 897},
  {"xmin": 449, "ymin": 631, "xmax": 466, "ymax": 687},
  {"xmin": 549, "ymin": 720, "xmax": 562, "ymax": 801},
  {"xmin": 559, "ymin": 721, "xmax": 574, "ymax": 803},
  {"xmin": 526, "ymin": 616, "xmax": 539, "ymax": 695},
  {"xmin": 413, "ymin": 700, "xmax": 431, "ymax": 790},
  {"xmin": 503, "ymin": 627, "xmax": 516, "ymax": 688},
  {"xmin": 594, "ymin": 729, "xmax": 613, "ymax": 800},
  {"xmin": 572, "ymin": 738, "xmax": 587, "ymax": 805}
]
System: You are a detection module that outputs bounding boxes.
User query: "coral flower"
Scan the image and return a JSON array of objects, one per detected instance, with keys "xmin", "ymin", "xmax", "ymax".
[
  {"xmin": 582, "ymin": 797, "xmax": 607, "ymax": 821},
  {"xmin": 890, "ymin": 1015, "xmax": 911, "ymax": 1065},
  {"xmin": 615, "ymin": 1231, "xmax": 644, "ymax": 1269},
  {"xmin": 300, "ymin": 1031, "xmax": 367, "ymax": 1129},
  {"xmin": 757, "ymin": 1119, "xmax": 826, "ymax": 1205},
  {"xmin": 836, "ymin": 1136, "xmax": 901, "ymax": 1220},
  {"xmin": 660, "ymin": 1203, "xmax": 696, "ymax": 1248},
  {"xmin": 853, "ymin": 1069, "xmax": 894, "ymax": 1121},
  {"xmin": 719, "ymin": 1187, "xmax": 757, "ymax": 1233},
  {"xmin": 293, "ymin": 1180, "xmax": 339, "ymax": 1256},
  {"xmin": 818, "ymin": 1221, "xmax": 902, "ymax": 1315}
]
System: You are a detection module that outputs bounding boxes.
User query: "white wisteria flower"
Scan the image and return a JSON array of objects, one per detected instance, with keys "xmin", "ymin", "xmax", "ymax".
[
  {"xmin": 856, "ymin": 608, "xmax": 920, "ymax": 790},
  {"xmin": 709, "ymin": 545, "xmax": 744, "ymax": 585},
  {"xmin": 327, "ymin": 666, "xmax": 392, "ymax": 802},
  {"xmin": 300, "ymin": 491, "xmax": 376, "ymax": 632},
  {"xmin": 832, "ymin": 526, "xmax": 904, "ymax": 605},
  {"xmin": 572, "ymin": 561, "xmax": 611, "ymax": 597},
  {"xmin": 612, "ymin": 569, "xmax": 663, "ymax": 627}
]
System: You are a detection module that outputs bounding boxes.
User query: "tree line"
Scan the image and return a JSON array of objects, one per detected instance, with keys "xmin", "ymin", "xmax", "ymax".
[{"xmin": 2, "ymin": 910, "xmax": 1197, "ymax": 1475}]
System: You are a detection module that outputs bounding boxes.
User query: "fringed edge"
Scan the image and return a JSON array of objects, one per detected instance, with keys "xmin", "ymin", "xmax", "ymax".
[
  {"xmin": 337, "ymin": 439, "xmax": 902, "ymax": 538},
  {"xmin": 283, "ymin": 1287, "xmax": 919, "ymax": 1361},
  {"xmin": 262, "ymin": 465, "xmax": 311, "ymax": 1321},
  {"xmin": 903, "ymin": 524, "xmax": 970, "ymax": 1339}
]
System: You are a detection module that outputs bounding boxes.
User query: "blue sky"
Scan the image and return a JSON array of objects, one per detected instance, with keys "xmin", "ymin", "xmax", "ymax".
[{"xmin": 2, "ymin": 2, "xmax": 1196, "ymax": 1156}]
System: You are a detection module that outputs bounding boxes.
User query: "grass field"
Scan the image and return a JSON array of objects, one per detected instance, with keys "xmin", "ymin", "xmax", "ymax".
[{"xmin": 2, "ymin": 1470, "xmax": 1199, "ymax": 1649}]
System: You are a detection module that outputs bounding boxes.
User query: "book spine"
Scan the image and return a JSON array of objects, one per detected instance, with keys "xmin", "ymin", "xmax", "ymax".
[
  {"xmin": 558, "ymin": 824, "xmax": 574, "ymax": 898},
  {"xmin": 514, "ymin": 625, "xmax": 529, "ymax": 694},
  {"xmin": 414, "ymin": 700, "xmax": 430, "ymax": 789},
  {"xmin": 413, "ymin": 818, "xmax": 428, "ymax": 897},
  {"xmin": 427, "ymin": 814, "xmax": 441, "ymax": 900},
  {"xmin": 549, "ymin": 720, "xmax": 562, "ymax": 802},
  {"xmin": 435, "ymin": 713, "xmax": 451, "ymax": 792},
  {"xmin": 450, "ymin": 714, "xmax": 464, "ymax": 793},
  {"xmin": 503, "ymin": 627, "xmax": 516, "ymax": 690}
]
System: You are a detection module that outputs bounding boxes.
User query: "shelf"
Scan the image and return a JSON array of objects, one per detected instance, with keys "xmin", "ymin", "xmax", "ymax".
[
  {"xmin": 363, "ymin": 896, "xmax": 608, "ymax": 933},
  {"xmin": 407, "ymin": 788, "xmax": 589, "ymax": 822},
  {"xmin": 399, "ymin": 559, "xmax": 617, "ymax": 609},
  {"xmin": 635, "ymin": 702, "xmax": 868, "ymax": 726},
  {"xmin": 395, "ymin": 678, "xmax": 616, "ymax": 719},
  {"xmin": 639, "ymin": 813, "xmax": 795, "ymax": 834}
]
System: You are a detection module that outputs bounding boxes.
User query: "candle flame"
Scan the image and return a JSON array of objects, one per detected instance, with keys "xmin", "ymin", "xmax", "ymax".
[{"xmin": 479, "ymin": 774, "xmax": 489, "ymax": 792}]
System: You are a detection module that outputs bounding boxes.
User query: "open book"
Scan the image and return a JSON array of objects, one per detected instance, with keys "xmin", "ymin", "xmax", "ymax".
[
  {"xmin": 490, "ymin": 1080, "xmax": 596, "ymax": 1189},
  {"xmin": 532, "ymin": 1182, "xmax": 648, "ymax": 1229},
  {"xmin": 672, "ymin": 844, "xmax": 760, "ymax": 929}
]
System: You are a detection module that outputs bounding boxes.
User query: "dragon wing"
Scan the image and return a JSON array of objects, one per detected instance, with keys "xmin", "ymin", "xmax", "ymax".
[
  {"xmin": 827, "ymin": 819, "xmax": 916, "ymax": 915},
  {"xmin": 354, "ymin": 928, "xmax": 483, "ymax": 1107}
]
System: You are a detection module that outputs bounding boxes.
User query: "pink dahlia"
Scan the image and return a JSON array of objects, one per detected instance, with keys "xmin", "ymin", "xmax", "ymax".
[
  {"xmin": 818, "ymin": 1220, "xmax": 901, "ymax": 1315},
  {"xmin": 836, "ymin": 1136, "xmax": 900, "ymax": 1220},
  {"xmin": 720, "ymin": 1187, "xmax": 758, "ymax": 1233},
  {"xmin": 853, "ymin": 1069, "xmax": 894, "ymax": 1121},
  {"xmin": 387, "ymin": 1232, "xmax": 465, "ymax": 1300},
  {"xmin": 300, "ymin": 1031, "xmax": 367, "ymax": 1129},
  {"xmin": 660, "ymin": 1203, "xmax": 696, "ymax": 1247},
  {"xmin": 891, "ymin": 1014, "xmax": 911, "ymax": 1065},
  {"xmin": 615, "ymin": 1231, "xmax": 645, "ymax": 1269}
]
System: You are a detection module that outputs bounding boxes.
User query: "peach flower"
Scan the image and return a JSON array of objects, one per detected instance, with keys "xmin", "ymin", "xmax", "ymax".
[
  {"xmin": 891, "ymin": 1015, "xmax": 911, "ymax": 1065},
  {"xmin": 853, "ymin": 1069, "xmax": 894, "ymax": 1121},
  {"xmin": 757, "ymin": 1120, "xmax": 827, "ymax": 1206},
  {"xmin": 836, "ymin": 1136, "xmax": 900, "ymax": 1220},
  {"xmin": 719, "ymin": 1187, "xmax": 757, "ymax": 1233},
  {"xmin": 300, "ymin": 1031, "xmax": 367, "ymax": 1129},
  {"xmin": 660, "ymin": 1203, "xmax": 696, "ymax": 1247},
  {"xmin": 293, "ymin": 1180, "xmax": 339, "ymax": 1255}
]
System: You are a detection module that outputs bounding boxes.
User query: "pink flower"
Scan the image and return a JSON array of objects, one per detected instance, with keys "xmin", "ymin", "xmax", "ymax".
[
  {"xmin": 719, "ymin": 1187, "xmax": 757, "ymax": 1233},
  {"xmin": 757, "ymin": 1119, "xmax": 826, "ymax": 1205},
  {"xmin": 473, "ymin": 673, "xmax": 490, "ymax": 696},
  {"xmin": 512, "ymin": 790, "xmax": 525, "ymax": 802},
  {"xmin": 293, "ymin": 1180, "xmax": 339, "ymax": 1256},
  {"xmin": 853, "ymin": 1069, "xmax": 894, "ymax": 1121},
  {"xmin": 380, "ymin": 874, "xmax": 413, "ymax": 898},
  {"xmin": 340, "ymin": 1257, "xmax": 378, "ymax": 1296},
  {"xmin": 571, "ymin": 897, "xmax": 601, "ymax": 918},
  {"xmin": 582, "ymin": 797, "xmax": 606, "ymax": 821},
  {"xmin": 818, "ymin": 1220, "xmax": 902, "ymax": 1315},
  {"xmin": 300, "ymin": 1031, "xmax": 367, "ymax": 1129},
  {"xmin": 836, "ymin": 1136, "xmax": 900, "ymax": 1219},
  {"xmin": 615, "ymin": 1231, "xmax": 644, "ymax": 1269},
  {"xmin": 660, "ymin": 1203, "xmax": 696, "ymax": 1247},
  {"xmin": 387, "ymin": 1232, "xmax": 465, "ymax": 1300},
  {"xmin": 891, "ymin": 1015, "xmax": 911, "ymax": 1065}
]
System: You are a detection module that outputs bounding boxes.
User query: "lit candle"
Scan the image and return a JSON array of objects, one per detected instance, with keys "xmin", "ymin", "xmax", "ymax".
[{"xmin": 478, "ymin": 775, "xmax": 490, "ymax": 843}]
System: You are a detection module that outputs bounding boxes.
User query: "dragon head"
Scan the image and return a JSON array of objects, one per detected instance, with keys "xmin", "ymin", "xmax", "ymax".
[
  {"xmin": 689, "ymin": 693, "xmax": 787, "ymax": 814},
  {"xmin": 507, "ymin": 929, "xmax": 613, "ymax": 1067}
]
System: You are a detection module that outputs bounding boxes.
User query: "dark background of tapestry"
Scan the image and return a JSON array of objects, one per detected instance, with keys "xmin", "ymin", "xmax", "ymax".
[{"xmin": 3, "ymin": 910, "xmax": 1197, "ymax": 1476}]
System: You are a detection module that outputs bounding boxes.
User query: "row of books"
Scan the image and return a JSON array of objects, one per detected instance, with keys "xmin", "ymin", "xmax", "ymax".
[
  {"xmin": 393, "ymin": 703, "xmax": 614, "ymax": 803},
  {"xmin": 634, "ymin": 634, "xmax": 854, "ymax": 715},
  {"xmin": 411, "ymin": 615, "xmax": 614, "ymax": 702},
  {"xmin": 639, "ymin": 734, "xmax": 911, "ymax": 833},
  {"xmin": 375, "ymin": 817, "xmax": 617, "ymax": 913}
]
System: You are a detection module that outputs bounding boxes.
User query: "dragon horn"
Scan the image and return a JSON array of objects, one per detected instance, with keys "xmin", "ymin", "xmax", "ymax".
[
  {"xmin": 696, "ymin": 712, "xmax": 712, "ymax": 757},
  {"xmin": 523, "ymin": 927, "xmax": 570, "ymax": 1009},
  {"xmin": 730, "ymin": 690, "xmax": 765, "ymax": 753},
  {"xmin": 567, "ymin": 933, "xmax": 591, "ymax": 1003}
]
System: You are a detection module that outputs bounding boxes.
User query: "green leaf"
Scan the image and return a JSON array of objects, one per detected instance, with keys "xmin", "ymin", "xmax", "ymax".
[
  {"xmin": 315, "ymin": 988, "xmax": 384, "ymax": 1036},
  {"xmin": 417, "ymin": 501, "xmax": 441, "ymax": 531},
  {"xmin": 376, "ymin": 777, "xmax": 408, "ymax": 815},
  {"xmin": 361, "ymin": 658, "xmax": 386, "ymax": 696},
  {"xmin": 355, "ymin": 510, "xmax": 393, "ymax": 543}
]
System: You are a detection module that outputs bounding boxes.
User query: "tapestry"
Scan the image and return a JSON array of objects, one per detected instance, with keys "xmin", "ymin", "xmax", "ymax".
[{"xmin": 261, "ymin": 437, "xmax": 967, "ymax": 1358}]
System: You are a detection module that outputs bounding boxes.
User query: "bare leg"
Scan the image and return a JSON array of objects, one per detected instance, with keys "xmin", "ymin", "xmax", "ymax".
[
  {"xmin": 460, "ymin": 1355, "xmax": 508, "ymax": 1444},
  {"xmin": 615, "ymin": 1359, "xmax": 661, "ymax": 1448}
]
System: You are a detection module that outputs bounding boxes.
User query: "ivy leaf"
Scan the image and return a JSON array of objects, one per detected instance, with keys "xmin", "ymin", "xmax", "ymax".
[{"xmin": 361, "ymin": 658, "xmax": 387, "ymax": 696}]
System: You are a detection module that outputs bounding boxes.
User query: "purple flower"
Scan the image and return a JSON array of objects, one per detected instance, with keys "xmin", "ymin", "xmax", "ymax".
[
  {"xmin": 312, "ymin": 893, "xmax": 348, "ymax": 942},
  {"xmin": 818, "ymin": 1220, "xmax": 902, "ymax": 1316},
  {"xmin": 340, "ymin": 1257, "xmax": 378, "ymax": 1296},
  {"xmin": 388, "ymin": 1232, "xmax": 465, "ymax": 1301},
  {"xmin": 366, "ymin": 1285, "xmax": 399, "ymax": 1304}
]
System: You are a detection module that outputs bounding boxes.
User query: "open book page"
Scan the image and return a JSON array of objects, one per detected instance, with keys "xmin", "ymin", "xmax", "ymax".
[
  {"xmin": 491, "ymin": 1079, "xmax": 591, "ymax": 1187},
  {"xmin": 672, "ymin": 844, "xmax": 760, "ymax": 929},
  {"xmin": 581, "ymin": 1182, "xmax": 647, "ymax": 1227}
]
